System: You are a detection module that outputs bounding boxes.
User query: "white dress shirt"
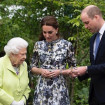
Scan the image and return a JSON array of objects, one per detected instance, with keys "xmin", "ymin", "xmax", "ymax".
[{"xmin": 93, "ymin": 22, "xmax": 105, "ymax": 59}]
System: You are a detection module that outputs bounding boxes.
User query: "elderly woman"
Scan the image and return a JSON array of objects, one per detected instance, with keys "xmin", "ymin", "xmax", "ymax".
[{"xmin": 0, "ymin": 37, "xmax": 30, "ymax": 105}]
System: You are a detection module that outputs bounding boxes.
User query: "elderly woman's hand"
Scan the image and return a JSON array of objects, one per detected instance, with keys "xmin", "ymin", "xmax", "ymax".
[
  {"xmin": 11, "ymin": 101, "xmax": 18, "ymax": 105},
  {"xmin": 18, "ymin": 100, "xmax": 24, "ymax": 105},
  {"xmin": 11, "ymin": 100, "xmax": 24, "ymax": 105}
]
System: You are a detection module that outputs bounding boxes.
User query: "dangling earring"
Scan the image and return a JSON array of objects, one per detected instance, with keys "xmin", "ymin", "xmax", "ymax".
[{"xmin": 56, "ymin": 32, "xmax": 58, "ymax": 35}]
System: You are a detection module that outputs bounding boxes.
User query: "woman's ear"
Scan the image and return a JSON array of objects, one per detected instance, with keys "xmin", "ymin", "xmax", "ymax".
[{"xmin": 56, "ymin": 28, "xmax": 58, "ymax": 34}]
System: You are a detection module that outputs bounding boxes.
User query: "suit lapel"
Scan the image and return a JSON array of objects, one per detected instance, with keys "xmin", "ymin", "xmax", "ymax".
[{"xmin": 90, "ymin": 33, "xmax": 97, "ymax": 63}]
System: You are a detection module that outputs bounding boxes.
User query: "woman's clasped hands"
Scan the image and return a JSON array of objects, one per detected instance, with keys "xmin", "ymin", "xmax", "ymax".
[
  {"xmin": 41, "ymin": 69, "xmax": 61, "ymax": 78},
  {"xmin": 41, "ymin": 68, "xmax": 72, "ymax": 78}
]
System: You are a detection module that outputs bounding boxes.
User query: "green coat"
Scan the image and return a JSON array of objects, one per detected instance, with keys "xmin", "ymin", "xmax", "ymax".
[{"xmin": 0, "ymin": 55, "xmax": 30, "ymax": 105}]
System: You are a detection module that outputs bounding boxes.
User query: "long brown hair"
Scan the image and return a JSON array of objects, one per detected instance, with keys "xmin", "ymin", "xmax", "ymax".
[{"xmin": 39, "ymin": 16, "xmax": 60, "ymax": 41}]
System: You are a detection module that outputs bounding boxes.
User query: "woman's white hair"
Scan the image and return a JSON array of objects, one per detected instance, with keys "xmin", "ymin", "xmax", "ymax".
[{"xmin": 4, "ymin": 37, "xmax": 28, "ymax": 55}]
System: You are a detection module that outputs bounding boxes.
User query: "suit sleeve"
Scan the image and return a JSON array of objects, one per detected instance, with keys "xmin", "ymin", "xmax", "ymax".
[
  {"xmin": 78, "ymin": 73, "xmax": 90, "ymax": 81},
  {"xmin": 87, "ymin": 63, "xmax": 105, "ymax": 76}
]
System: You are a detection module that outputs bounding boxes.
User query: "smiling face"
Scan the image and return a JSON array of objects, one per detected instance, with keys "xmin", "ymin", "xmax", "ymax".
[
  {"xmin": 81, "ymin": 12, "xmax": 99, "ymax": 33},
  {"xmin": 11, "ymin": 48, "xmax": 27, "ymax": 67},
  {"xmin": 42, "ymin": 25, "xmax": 58, "ymax": 42}
]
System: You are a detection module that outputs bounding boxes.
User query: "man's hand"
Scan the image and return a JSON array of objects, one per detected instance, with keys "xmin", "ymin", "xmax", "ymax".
[{"xmin": 70, "ymin": 66, "xmax": 87, "ymax": 78}]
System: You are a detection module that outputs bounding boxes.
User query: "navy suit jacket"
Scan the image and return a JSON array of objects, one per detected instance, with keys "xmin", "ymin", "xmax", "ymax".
[{"xmin": 79, "ymin": 31, "xmax": 105, "ymax": 104}]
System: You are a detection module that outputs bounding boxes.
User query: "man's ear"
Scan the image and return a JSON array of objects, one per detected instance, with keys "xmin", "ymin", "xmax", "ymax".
[{"xmin": 94, "ymin": 15, "xmax": 100, "ymax": 20}]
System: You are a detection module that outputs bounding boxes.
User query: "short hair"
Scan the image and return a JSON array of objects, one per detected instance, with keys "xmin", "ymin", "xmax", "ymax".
[
  {"xmin": 4, "ymin": 37, "xmax": 28, "ymax": 55},
  {"xmin": 82, "ymin": 5, "xmax": 102, "ymax": 19}
]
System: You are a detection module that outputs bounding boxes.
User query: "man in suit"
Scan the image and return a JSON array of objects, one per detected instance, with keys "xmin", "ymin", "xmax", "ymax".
[{"xmin": 71, "ymin": 5, "xmax": 105, "ymax": 105}]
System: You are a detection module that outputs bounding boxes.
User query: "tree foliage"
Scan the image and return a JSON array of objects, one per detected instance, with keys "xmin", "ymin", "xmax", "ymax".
[{"xmin": 0, "ymin": 0, "xmax": 105, "ymax": 104}]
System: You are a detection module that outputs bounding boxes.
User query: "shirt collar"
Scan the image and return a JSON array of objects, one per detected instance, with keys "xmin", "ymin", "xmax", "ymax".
[{"xmin": 99, "ymin": 22, "xmax": 105, "ymax": 35}]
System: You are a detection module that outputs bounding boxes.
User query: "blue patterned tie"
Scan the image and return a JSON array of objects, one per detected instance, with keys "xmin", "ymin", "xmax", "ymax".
[{"xmin": 94, "ymin": 33, "xmax": 100, "ymax": 59}]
